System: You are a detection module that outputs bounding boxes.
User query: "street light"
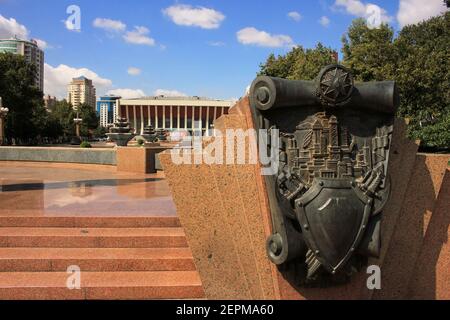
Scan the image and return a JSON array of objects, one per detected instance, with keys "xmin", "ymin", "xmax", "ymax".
[
  {"xmin": 73, "ymin": 112, "xmax": 83, "ymax": 138},
  {"xmin": 0, "ymin": 97, "xmax": 9, "ymax": 145}
]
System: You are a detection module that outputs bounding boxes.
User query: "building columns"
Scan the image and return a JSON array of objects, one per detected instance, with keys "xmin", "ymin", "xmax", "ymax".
[
  {"xmin": 140, "ymin": 106, "xmax": 144, "ymax": 134},
  {"xmin": 147, "ymin": 106, "xmax": 152, "ymax": 126},
  {"xmin": 206, "ymin": 106, "xmax": 210, "ymax": 135},
  {"xmin": 199, "ymin": 106, "xmax": 203, "ymax": 131},
  {"xmin": 116, "ymin": 100, "xmax": 121, "ymax": 120},
  {"xmin": 119, "ymin": 103, "xmax": 230, "ymax": 133},
  {"xmin": 133, "ymin": 105, "xmax": 137, "ymax": 134},
  {"xmin": 162, "ymin": 106, "xmax": 166, "ymax": 129},
  {"xmin": 191, "ymin": 105, "xmax": 195, "ymax": 131}
]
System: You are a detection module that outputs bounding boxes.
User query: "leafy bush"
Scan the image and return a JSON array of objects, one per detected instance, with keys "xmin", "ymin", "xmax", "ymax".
[
  {"xmin": 137, "ymin": 138, "xmax": 145, "ymax": 146},
  {"xmin": 80, "ymin": 141, "xmax": 92, "ymax": 148}
]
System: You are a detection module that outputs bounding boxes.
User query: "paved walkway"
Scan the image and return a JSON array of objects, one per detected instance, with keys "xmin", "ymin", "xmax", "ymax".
[
  {"xmin": 0, "ymin": 161, "xmax": 203, "ymax": 299},
  {"xmin": 0, "ymin": 161, "xmax": 176, "ymax": 217}
]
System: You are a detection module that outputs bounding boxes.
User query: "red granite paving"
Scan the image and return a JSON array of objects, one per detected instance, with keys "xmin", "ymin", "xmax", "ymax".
[
  {"xmin": 0, "ymin": 271, "xmax": 204, "ymax": 300},
  {"xmin": 0, "ymin": 247, "xmax": 196, "ymax": 272},
  {"xmin": 0, "ymin": 161, "xmax": 204, "ymax": 299},
  {"xmin": 0, "ymin": 161, "xmax": 177, "ymax": 217}
]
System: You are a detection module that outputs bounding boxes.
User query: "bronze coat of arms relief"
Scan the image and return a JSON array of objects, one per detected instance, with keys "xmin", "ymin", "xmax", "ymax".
[{"xmin": 249, "ymin": 65, "xmax": 398, "ymax": 287}]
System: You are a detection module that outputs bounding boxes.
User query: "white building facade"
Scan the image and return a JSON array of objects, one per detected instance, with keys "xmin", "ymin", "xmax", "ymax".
[
  {"xmin": 0, "ymin": 37, "xmax": 44, "ymax": 91},
  {"xmin": 118, "ymin": 96, "xmax": 235, "ymax": 134}
]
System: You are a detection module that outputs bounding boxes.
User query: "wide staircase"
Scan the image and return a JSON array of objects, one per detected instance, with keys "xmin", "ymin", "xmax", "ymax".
[{"xmin": 0, "ymin": 215, "xmax": 204, "ymax": 299}]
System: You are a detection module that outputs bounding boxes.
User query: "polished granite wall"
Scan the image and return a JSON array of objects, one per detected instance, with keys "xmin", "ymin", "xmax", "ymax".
[{"xmin": 0, "ymin": 147, "xmax": 116, "ymax": 165}]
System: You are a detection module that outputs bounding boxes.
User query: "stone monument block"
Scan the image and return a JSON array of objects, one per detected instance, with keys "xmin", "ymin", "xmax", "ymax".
[
  {"xmin": 160, "ymin": 66, "xmax": 449, "ymax": 299},
  {"xmin": 117, "ymin": 146, "xmax": 170, "ymax": 174}
]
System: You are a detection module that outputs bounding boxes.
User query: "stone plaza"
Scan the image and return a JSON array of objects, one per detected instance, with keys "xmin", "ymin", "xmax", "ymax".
[{"xmin": 0, "ymin": 2, "xmax": 449, "ymax": 301}]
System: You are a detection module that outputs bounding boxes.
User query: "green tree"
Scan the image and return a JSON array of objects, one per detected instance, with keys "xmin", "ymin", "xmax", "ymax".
[
  {"xmin": 341, "ymin": 18, "xmax": 397, "ymax": 81},
  {"xmin": 258, "ymin": 13, "xmax": 449, "ymax": 149},
  {"xmin": 93, "ymin": 126, "xmax": 108, "ymax": 138},
  {"xmin": 77, "ymin": 103, "xmax": 99, "ymax": 137},
  {"xmin": 42, "ymin": 113, "xmax": 63, "ymax": 140},
  {"xmin": 31, "ymin": 103, "xmax": 62, "ymax": 141},
  {"xmin": 52, "ymin": 100, "xmax": 75, "ymax": 137},
  {"xmin": 289, "ymin": 43, "xmax": 337, "ymax": 80},
  {"xmin": 0, "ymin": 53, "xmax": 44, "ymax": 143},
  {"xmin": 394, "ymin": 12, "xmax": 450, "ymax": 148},
  {"xmin": 259, "ymin": 48, "xmax": 298, "ymax": 79},
  {"xmin": 259, "ymin": 43, "xmax": 337, "ymax": 80}
]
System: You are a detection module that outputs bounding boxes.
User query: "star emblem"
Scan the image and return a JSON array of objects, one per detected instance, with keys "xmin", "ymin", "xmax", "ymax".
[{"xmin": 318, "ymin": 65, "xmax": 354, "ymax": 106}]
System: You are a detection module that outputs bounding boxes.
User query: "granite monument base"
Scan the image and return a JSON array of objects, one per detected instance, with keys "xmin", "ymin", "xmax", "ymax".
[
  {"xmin": 160, "ymin": 97, "xmax": 449, "ymax": 300},
  {"xmin": 117, "ymin": 146, "xmax": 170, "ymax": 174}
]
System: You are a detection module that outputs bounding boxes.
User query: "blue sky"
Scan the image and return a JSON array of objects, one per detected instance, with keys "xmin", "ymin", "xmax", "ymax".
[{"xmin": 0, "ymin": 0, "xmax": 447, "ymax": 100}]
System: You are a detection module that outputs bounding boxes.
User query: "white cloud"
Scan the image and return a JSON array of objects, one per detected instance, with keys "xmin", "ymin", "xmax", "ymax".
[
  {"xmin": 34, "ymin": 38, "xmax": 48, "ymax": 49},
  {"xmin": 163, "ymin": 4, "xmax": 225, "ymax": 29},
  {"xmin": 123, "ymin": 26, "xmax": 155, "ymax": 46},
  {"xmin": 127, "ymin": 67, "xmax": 141, "ymax": 76},
  {"xmin": 335, "ymin": 0, "xmax": 366, "ymax": 16},
  {"xmin": 44, "ymin": 63, "xmax": 112, "ymax": 99},
  {"xmin": 288, "ymin": 11, "xmax": 302, "ymax": 22},
  {"xmin": 334, "ymin": 0, "xmax": 392, "ymax": 25},
  {"xmin": 0, "ymin": 15, "xmax": 51, "ymax": 50},
  {"xmin": 107, "ymin": 88, "xmax": 146, "ymax": 99},
  {"xmin": 0, "ymin": 14, "xmax": 29, "ymax": 39},
  {"xmin": 319, "ymin": 16, "xmax": 331, "ymax": 27},
  {"xmin": 154, "ymin": 89, "xmax": 187, "ymax": 97},
  {"xmin": 236, "ymin": 27, "xmax": 293, "ymax": 48},
  {"xmin": 397, "ymin": 0, "xmax": 448, "ymax": 28},
  {"xmin": 93, "ymin": 19, "xmax": 158, "ymax": 47},
  {"xmin": 93, "ymin": 18, "xmax": 126, "ymax": 32}
]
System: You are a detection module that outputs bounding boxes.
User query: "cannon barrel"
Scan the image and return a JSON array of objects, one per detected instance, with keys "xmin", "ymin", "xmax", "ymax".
[
  {"xmin": 249, "ymin": 76, "xmax": 317, "ymax": 111},
  {"xmin": 351, "ymin": 81, "xmax": 399, "ymax": 114},
  {"xmin": 249, "ymin": 76, "xmax": 399, "ymax": 114}
]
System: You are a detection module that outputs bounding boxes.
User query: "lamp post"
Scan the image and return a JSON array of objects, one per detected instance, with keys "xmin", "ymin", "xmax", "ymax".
[
  {"xmin": 0, "ymin": 97, "xmax": 9, "ymax": 146},
  {"xmin": 73, "ymin": 112, "xmax": 83, "ymax": 138}
]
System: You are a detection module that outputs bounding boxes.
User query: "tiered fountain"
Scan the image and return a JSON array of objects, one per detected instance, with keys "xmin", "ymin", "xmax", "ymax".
[
  {"xmin": 155, "ymin": 129, "xmax": 168, "ymax": 141},
  {"xmin": 141, "ymin": 125, "xmax": 158, "ymax": 143},
  {"xmin": 106, "ymin": 117, "xmax": 135, "ymax": 146}
]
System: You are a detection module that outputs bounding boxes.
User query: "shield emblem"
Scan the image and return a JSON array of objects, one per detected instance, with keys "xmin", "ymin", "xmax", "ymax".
[
  {"xmin": 296, "ymin": 178, "xmax": 372, "ymax": 273},
  {"xmin": 249, "ymin": 65, "xmax": 397, "ymax": 286}
]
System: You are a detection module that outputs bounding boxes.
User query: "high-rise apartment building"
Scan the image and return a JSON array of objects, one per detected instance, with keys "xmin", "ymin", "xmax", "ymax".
[
  {"xmin": 0, "ymin": 37, "xmax": 44, "ymax": 91},
  {"xmin": 67, "ymin": 76, "xmax": 96, "ymax": 110},
  {"xmin": 43, "ymin": 95, "xmax": 58, "ymax": 112},
  {"xmin": 96, "ymin": 95, "xmax": 121, "ymax": 128}
]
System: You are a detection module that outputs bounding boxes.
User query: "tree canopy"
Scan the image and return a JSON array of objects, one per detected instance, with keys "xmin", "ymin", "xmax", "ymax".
[
  {"xmin": 259, "ymin": 43, "xmax": 336, "ymax": 80},
  {"xmin": 394, "ymin": 12, "xmax": 449, "ymax": 149},
  {"xmin": 341, "ymin": 19, "xmax": 397, "ymax": 81},
  {"xmin": 0, "ymin": 52, "xmax": 102, "ymax": 144},
  {"xmin": 0, "ymin": 53, "xmax": 45, "ymax": 143},
  {"xmin": 259, "ymin": 12, "xmax": 450, "ymax": 149},
  {"xmin": 51, "ymin": 100, "xmax": 75, "ymax": 137},
  {"xmin": 77, "ymin": 103, "xmax": 100, "ymax": 137}
]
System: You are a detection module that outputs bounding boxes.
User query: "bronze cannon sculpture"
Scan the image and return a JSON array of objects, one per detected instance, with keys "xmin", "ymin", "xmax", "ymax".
[{"xmin": 249, "ymin": 65, "xmax": 398, "ymax": 287}]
